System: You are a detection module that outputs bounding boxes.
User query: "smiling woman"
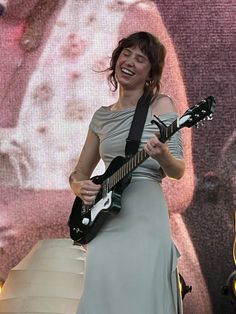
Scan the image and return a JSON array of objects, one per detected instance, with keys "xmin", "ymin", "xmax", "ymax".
[
  {"xmin": 69, "ymin": 31, "xmax": 185, "ymax": 314},
  {"xmin": 108, "ymin": 32, "xmax": 166, "ymax": 97}
]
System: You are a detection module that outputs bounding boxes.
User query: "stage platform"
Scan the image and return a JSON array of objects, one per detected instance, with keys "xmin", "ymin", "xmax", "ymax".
[{"xmin": 0, "ymin": 239, "xmax": 85, "ymax": 314}]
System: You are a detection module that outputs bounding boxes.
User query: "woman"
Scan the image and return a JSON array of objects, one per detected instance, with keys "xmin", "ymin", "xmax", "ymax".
[{"xmin": 69, "ymin": 31, "xmax": 185, "ymax": 314}]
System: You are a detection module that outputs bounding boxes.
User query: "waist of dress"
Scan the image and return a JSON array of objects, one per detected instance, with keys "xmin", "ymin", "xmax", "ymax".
[{"xmin": 131, "ymin": 173, "xmax": 162, "ymax": 184}]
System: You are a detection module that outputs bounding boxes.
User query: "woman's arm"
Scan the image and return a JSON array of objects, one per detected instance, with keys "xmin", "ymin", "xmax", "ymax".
[
  {"xmin": 144, "ymin": 95, "xmax": 185, "ymax": 180},
  {"xmin": 69, "ymin": 129, "xmax": 101, "ymax": 204}
]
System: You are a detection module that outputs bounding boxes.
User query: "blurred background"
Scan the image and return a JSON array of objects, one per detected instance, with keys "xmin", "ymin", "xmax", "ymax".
[{"xmin": 0, "ymin": 1, "xmax": 235, "ymax": 313}]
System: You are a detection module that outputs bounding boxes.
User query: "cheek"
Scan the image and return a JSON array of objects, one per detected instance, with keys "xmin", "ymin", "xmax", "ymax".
[
  {"xmin": 114, "ymin": 60, "xmax": 122, "ymax": 78},
  {"xmin": 115, "ymin": 56, "xmax": 124, "ymax": 71}
]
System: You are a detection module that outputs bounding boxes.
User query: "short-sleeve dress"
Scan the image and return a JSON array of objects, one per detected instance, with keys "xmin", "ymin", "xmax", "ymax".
[{"xmin": 77, "ymin": 99, "xmax": 183, "ymax": 314}]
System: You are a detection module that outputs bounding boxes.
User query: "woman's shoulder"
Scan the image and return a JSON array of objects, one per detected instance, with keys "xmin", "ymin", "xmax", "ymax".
[
  {"xmin": 151, "ymin": 93, "xmax": 176, "ymax": 116},
  {"xmin": 91, "ymin": 105, "xmax": 109, "ymax": 117},
  {"xmin": 93, "ymin": 104, "xmax": 115, "ymax": 114},
  {"xmin": 90, "ymin": 104, "xmax": 116, "ymax": 123}
]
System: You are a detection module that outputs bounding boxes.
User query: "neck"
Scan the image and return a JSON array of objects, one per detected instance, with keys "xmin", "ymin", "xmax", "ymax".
[{"xmin": 114, "ymin": 88, "xmax": 144, "ymax": 110}]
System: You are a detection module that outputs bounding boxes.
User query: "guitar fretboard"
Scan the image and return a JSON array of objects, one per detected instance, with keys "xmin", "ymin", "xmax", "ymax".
[{"xmin": 108, "ymin": 118, "xmax": 179, "ymax": 190}]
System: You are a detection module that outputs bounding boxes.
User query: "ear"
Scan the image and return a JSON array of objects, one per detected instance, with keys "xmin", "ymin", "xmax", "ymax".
[
  {"xmin": 146, "ymin": 75, "xmax": 153, "ymax": 83},
  {"xmin": 146, "ymin": 69, "xmax": 153, "ymax": 81}
]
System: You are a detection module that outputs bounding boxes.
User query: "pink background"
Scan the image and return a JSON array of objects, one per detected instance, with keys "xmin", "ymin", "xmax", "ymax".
[{"xmin": 0, "ymin": 1, "xmax": 235, "ymax": 313}]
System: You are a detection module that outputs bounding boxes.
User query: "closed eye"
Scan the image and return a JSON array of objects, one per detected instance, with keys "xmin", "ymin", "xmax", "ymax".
[
  {"xmin": 122, "ymin": 49, "xmax": 131, "ymax": 56},
  {"xmin": 136, "ymin": 56, "xmax": 145, "ymax": 63}
]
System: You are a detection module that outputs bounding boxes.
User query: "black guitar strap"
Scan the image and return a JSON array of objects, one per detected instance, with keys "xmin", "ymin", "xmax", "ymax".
[{"xmin": 125, "ymin": 92, "xmax": 153, "ymax": 156}]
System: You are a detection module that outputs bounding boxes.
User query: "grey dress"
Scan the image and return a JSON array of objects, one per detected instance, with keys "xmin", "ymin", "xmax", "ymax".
[{"xmin": 77, "ymin": 101, "xmax": 183, "ymax": 314}]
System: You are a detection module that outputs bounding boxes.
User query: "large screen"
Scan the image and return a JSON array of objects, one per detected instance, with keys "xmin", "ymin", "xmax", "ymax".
[{"xmin": 0, "ymin": 1, "xmax": 235, "ymax": 313}]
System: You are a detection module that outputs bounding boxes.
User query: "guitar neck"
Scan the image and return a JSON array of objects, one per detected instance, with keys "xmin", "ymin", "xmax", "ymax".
[
  {"xmin": 160, "ymin": 119, "xmax": 179, "ymax": 142},
  {"xmin": 108, "ymin": 118, "xmax": 180, "ymax": 190}
]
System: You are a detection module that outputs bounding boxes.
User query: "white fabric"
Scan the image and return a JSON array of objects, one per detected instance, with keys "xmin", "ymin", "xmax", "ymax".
[{"xmin": 0, "ymin": 239, "xmax": 85, "ymax": 313}]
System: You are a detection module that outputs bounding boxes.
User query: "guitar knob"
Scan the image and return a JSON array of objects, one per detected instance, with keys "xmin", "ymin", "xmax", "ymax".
[{"xmin": 82, "ymin": 218, "xmax": 90, "ymax": 225}]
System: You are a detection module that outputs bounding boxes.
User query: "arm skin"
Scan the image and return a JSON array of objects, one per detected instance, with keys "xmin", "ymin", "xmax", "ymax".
[
  {"xmin": 144, "ymin": 96, "xmax": 185, "ymax": 180},
  {"xmin": 69, "ymin": 129, "xmax": 101, "ymax": 205}
]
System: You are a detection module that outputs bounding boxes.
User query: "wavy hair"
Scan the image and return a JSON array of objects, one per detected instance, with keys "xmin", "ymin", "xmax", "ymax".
[{"xmin": 107, "ymin": 32, "xmax": 166, "ymax": 97}]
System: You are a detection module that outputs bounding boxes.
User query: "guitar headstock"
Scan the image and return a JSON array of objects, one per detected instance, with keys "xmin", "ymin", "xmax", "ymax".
[{"xmin": 179, "ymin": 96, "xmax": 216, "ymax": 128}]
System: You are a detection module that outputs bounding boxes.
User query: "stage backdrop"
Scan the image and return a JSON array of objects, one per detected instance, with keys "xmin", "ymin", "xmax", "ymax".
[{"xmin": 0, "ymin": 1, "xmax": 235, "ymax": 313}]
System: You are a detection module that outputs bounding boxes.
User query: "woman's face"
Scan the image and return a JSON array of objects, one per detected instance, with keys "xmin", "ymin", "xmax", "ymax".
[{"xmin": 115, "ymin": 46, "xmax": 151, "ymax": 90}]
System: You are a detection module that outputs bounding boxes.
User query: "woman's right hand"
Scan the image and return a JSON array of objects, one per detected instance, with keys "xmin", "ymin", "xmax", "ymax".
[{"xmin": 71, "ymin": 179, "xmax": 101, "ymax": 205}]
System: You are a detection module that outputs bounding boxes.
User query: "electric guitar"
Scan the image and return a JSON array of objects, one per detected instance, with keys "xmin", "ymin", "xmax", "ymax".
[{"xmin": 68, "ymin": 95, "xmax": 216, "ymax": 245}]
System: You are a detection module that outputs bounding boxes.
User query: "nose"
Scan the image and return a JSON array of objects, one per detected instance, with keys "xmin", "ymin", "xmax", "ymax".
[{"xmin": 124, "ymin": 55, "xmax": 135, "ymax": 67}]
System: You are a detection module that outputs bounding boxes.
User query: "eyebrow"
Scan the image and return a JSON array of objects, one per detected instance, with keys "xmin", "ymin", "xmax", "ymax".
[{"xmin": 124, "ymin": 48, "xmax": 148, "ymax": 60}]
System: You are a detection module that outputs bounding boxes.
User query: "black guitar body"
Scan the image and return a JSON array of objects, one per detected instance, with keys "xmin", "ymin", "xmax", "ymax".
[{"xmin": 68, "ymin": 155, "xmax": 131, "ymax": 244}]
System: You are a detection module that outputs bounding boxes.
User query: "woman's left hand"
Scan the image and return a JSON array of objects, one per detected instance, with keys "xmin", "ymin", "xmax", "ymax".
[
  {"xmin": 144, "ymin": 131, "xmax": 185, "ymax": 180},
  {"xmin": 144, "ymin": 132, "xmax": 169, "ymax": 161}
]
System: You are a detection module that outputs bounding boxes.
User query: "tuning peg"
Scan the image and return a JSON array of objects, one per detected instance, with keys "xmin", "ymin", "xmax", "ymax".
[{"xmin": 207, "ymin": 114, "xmax": 214, "ymax": 120}]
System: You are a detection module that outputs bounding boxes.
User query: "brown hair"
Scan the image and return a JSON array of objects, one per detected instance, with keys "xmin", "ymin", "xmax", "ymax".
[{"xmin": 107, "ymin": 32, "xmax": 166, "ymax": 96}]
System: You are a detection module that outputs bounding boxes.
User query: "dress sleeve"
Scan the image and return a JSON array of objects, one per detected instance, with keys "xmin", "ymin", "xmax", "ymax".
[
  {"xmin": 88, "ymin": 108, "xmax": 101, "ymax": 135},
  {"xmin": 167, "ymin": 129, "xmax": 184, "ymax": 160},
  {"xmin": 161, "ymin": 113, "xmax": 184, "ymax": 160}
]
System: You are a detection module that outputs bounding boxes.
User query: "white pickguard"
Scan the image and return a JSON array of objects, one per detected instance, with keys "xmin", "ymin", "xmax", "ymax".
[{"xmin": 90, "ymin": 191, "xmax": 113, "ymax": 222}]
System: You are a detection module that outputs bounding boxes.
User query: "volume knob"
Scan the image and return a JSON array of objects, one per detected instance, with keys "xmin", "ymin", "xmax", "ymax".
[{"xmin": 82, "ymin": 218, "xmax": 90, "ymax": 225}]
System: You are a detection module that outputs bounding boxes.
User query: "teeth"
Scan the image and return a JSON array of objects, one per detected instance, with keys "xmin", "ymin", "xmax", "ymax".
[{"xmin": 121, "ymin": 68, "xmax": 134, "ymax": 76}]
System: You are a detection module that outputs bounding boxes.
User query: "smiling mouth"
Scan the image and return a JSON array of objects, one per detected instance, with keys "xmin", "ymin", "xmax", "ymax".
[{"xmin": 121, "ymin": 67, "xmax": 135, "ymax": 76}]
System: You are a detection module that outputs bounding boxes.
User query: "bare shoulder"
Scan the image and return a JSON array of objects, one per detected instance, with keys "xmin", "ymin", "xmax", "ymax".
[{"xmin": 151, "ymin": 94, "xmax": 177, "ymax": 116}]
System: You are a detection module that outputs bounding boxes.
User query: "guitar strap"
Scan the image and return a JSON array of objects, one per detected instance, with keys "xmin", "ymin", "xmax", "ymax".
[{"xmin": 125, "ymin": 92, "xmax": 153, "ymax": 156}]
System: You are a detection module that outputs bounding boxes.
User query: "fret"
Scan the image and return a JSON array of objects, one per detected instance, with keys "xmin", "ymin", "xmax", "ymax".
[
  {"xmin": 139, "ymin": 151, "xmax": 142, "ymax": 161},
  {"xmin": 128, "ymin": 159, "xmax": 131, "ymax": 172},
  {"xmin": 108, "ymin": 178, "xmax": 112, "ymax": 190},
  {"xmin": 135, "ymin": 153, "xmax": 138, "ymax": 166},
  {"xmin": 110, "ymin": 175, "xmax": 114, "ymax": 189},
  {"xmin": 132, "ymin": 156, "xmax": 135, "ymax": 170},
  {"xmin": 126, "ymin": 160, "xmax": 130, "ymax": 174},
  {"xmin": 168, "ymin": 125, "xmax": 172, "ymax": 138},
  {"xmin": 123, "ymin": 164, "xmax": 126, "ymax": 177},
  {"xmin": 123, "ymin": 163, "xmax": 126, "ymax": 177},
  {"xmin": 167, "ymin": 125, "xmax": 170, "ymax": 139},
  {"xmin": 164, "ymin": 119, "xmax": 178, "ymax": 142},
  {"xmin": 169, "ymin": 124, "xmax": 172, "ymax": 136},
  {"xmin": 117, "ymin": 169, "xmax": 120, "ymax": 181},
  {"xmin": 131, "ymin": 157, "xmax": 134, "ymax": 170},
  {"xmin": 172, "ymin": 120, "xmax": 177, "ymax": 134},
  {"xmin": 126, "ymin": 161, "xmax": 129, "ymax": 174}
]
